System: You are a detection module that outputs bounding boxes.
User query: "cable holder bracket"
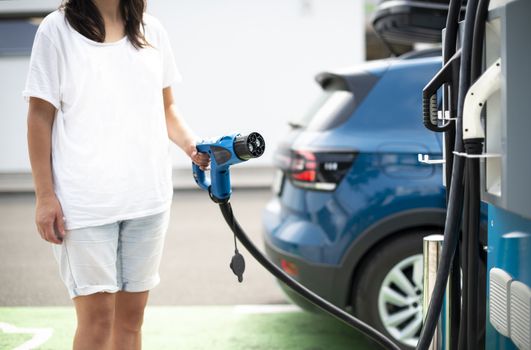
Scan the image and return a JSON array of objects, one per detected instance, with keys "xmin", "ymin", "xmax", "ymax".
[
  {"xmin": 418, "ymin": 154, "xmax": 445, "ymax": 165},
  {"xmin": 438, "ymin": 110, "xmax": 457, "ymax": 121},
  {"xmin": 452, "ymin": 151, "xmax": 501, "ymax": 159}
]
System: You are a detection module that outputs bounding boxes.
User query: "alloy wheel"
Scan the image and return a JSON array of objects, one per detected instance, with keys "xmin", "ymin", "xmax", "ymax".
[{"xmin": 377, "ymin": 254, "xmax": 423, "ymax": 347}]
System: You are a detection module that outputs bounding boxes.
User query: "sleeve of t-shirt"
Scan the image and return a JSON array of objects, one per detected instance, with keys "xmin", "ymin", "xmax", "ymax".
[
  {"xmin": 159, "ymin": 25, "xmax": 182, "ymax": 88},
  {"xmin": 22, "ymin": 31, "xmax": 62, "ymax": 110}
]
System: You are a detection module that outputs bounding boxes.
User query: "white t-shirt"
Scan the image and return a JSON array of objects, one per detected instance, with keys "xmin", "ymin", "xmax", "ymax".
[{"xmin": 23, "ymin": 10, "xmax": 181, "ymax": 230}]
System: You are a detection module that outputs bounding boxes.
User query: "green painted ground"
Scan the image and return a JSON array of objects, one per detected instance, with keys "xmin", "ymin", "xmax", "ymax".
[{"xmin": 0, "ymin": 306, "xmax": 379, "ymax": 350}]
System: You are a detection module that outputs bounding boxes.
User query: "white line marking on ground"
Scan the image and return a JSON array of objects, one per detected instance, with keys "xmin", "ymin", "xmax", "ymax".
[
  {"xmin": 0, "ymin": 322, "xmax": 53, "ymax": 350},
  {"xmin": 233, "ymin": 304, "xmax": 302, "ymax": 314}
]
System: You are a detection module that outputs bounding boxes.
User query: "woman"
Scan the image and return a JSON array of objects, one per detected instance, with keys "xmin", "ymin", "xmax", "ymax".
[{"xmin": 24, "ymin": 0, "xmax": 209, "ymax": 348}]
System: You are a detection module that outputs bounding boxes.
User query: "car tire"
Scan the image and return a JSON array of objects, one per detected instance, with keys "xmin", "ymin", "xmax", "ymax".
[{"xmin": 353, "ymin": 229, "xmax": 439, "ymax": 350}]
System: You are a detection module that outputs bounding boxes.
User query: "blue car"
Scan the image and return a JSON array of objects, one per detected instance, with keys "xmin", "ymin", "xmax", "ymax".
[{"xmin": 262, "ymin": 50, "xmax": 446, "ymax": 349}]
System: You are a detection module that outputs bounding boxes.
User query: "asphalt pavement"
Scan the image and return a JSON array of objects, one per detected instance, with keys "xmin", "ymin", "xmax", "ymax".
[
  {"xmin": 0, "ymin": 189, "xmax": 380, "ymax": 350},
  {"xmin": 0, "ymin": 189, "xmax": 287, "ymax": 306}
]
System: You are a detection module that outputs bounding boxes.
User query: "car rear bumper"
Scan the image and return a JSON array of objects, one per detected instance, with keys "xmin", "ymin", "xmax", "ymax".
[{"xmin": 263, "ymin": 236, "xmax": 349, "ymax": 311}]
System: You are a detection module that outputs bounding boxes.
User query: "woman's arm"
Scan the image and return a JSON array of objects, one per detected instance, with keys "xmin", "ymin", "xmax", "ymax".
[
  {"xmin": 27, "ymin": 97, "xmax": 65, "ymax": 244},
  {"xmin": 163, "ymin": 87, "xmax": 210, "ymax": 169}
]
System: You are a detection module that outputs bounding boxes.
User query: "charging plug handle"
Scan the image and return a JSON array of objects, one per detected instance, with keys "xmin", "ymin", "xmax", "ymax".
[
  {"xmin": 422, "ymin": 51, "xmax": 462, "ymax": 132},
  {"xmin": 463, "ymin": 58, "xmax": 502, "ymax": 142}
]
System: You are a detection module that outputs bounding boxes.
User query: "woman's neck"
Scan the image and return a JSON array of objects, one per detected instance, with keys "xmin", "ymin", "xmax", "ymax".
[
  {"xmin": 92, "ymin": 0, "xmax": 125, "ymax": 42},
  {"xmin": 93, "ymin": 0, "xmax": 122, "ymax": 23}
]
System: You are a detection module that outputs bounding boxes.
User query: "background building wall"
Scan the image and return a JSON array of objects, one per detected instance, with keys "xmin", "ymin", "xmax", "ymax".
[{"xmin": 0, "ymin": 0, "xmax": 365, "ymax": 172}]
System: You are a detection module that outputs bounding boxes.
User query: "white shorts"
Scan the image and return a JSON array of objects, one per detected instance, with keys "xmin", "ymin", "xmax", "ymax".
[{"xmin": 52, "ymin": 210, "xmax": 170, "ymax": 299}]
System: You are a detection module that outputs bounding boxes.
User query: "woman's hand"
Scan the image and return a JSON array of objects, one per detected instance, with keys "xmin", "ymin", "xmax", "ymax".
[
  {"xmin": 35, "ymin": 193, "xmax": 65, "ymax": 244},
  {"xmin": 187, "ymin": 142, "xmax": 211, "ymax": 171}
]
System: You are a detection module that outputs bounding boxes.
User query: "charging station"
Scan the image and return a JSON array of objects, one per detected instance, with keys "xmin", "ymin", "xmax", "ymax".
[
  {"xmin": 481, "ymin": 1, "xmax": 531, "ymax": 349},
  {"xmin": 419, "ymin": 0, "xmax": 531, "ymax": 349}
]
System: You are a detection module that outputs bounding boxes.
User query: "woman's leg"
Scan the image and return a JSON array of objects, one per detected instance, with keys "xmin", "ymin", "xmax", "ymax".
[
  {"xmin": 73, "ymin": 292, "xmax": 116, "ymax": 350},
  {"xmin": 52, "ymin": 221, "xmax": 121, "ymax": 349},
  {"xmin": 112, "ymin": 291, "xmax": 149, "ymax": 350},
  {"xmin": 112, "ymin": 210, "xmax": 169, "ymax": 349}
]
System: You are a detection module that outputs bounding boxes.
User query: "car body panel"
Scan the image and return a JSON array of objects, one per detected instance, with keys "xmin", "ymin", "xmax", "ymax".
[{"xmin": 262, "ymin": 54, "xmax": 447, "ymax": 310}]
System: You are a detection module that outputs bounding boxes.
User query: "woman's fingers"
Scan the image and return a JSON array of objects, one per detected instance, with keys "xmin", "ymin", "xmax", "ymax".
[
  {"xmin": 40, "ymin": 217, "xmax": 62, "ymax": 244},
  {"xmin": 195, "ymin": 158, "xmax": 210, "ymax": 167},
  {"xmin": 35, "ymin": 194, "xmax": 65, "ymax": 244},
  {"xmin": 188, "ymin": 142, "xmax": 210, "ymax": 171},
  {"xmin": 55, "ymin": 211, "xmax": 66, "ymax": 241},
  {"xmin": 192, "ymin": 152, "xmax": 210, "ymax": 167}
]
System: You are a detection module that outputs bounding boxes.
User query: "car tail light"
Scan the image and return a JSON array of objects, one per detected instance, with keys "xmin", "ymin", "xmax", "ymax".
[
  {"xmin": 280, "ymin": 259, "xmax": 299, "ymax": 277},
  {"xmin": 287, "ymin": 150, "xmax": 356, "ymax": 191}
]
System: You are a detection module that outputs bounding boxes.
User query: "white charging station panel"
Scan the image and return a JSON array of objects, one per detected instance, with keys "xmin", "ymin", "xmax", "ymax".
[
  {"xmin": 509, "ymin": 281, "xmax": 531, "ymax": 350},
  {"xmin": 489, "ymin": 268, "xmax": 512, "ymax": 337}
]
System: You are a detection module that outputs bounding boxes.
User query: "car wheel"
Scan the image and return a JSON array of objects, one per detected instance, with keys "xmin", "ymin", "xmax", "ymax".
[{"xmin": 353, "ymin": 230, "xmax": 435, "ymax": 349}]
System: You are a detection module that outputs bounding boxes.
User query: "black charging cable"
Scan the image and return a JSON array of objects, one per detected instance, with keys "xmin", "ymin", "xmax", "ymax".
[
  {"xmin": 218, "ymin": 201, "xmax": 401, "ymax": 350},
  {"xmin": 416, "ymin": 0, "xmax": 481, "ymax": 348},
  {"xmin": 463, "ymin": 142, "xmax": 482, "ymax": 350},
  {"xmin": 440, "ymin": 2, "xmax": 464, "ymax": 348},
  {"xmin": 458, "ymin": 169, "xmax": 470, "ymax": 350},
  {"xmin": 461, "ymin": 0, "xmax": 491, "ymax": 347}
]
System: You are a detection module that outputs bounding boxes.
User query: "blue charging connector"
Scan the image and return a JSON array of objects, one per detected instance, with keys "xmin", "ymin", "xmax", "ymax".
[{"xmin": 192, "ymin": 132, "xmax": 265, "ymax": 202}]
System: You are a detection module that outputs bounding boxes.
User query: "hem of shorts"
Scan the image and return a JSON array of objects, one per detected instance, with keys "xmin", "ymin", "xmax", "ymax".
[
  {"xmin": 70, "ymin": 285, "xmax": 120, "ymax": 299},
  {"xmin": 121, "ymin": 276, "xmax": 161, "ymax": 293},
  {"xmin": 64, "ymin": 200, "xmax": 172, "ymax": 230}
]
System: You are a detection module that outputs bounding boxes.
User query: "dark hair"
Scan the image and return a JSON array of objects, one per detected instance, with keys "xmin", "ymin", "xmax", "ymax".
[{"xmin": 61, "ymin": 0, "xmax": 149, "ymax": 49}]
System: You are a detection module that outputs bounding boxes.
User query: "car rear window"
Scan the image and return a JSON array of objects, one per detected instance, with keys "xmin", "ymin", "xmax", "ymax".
[{"xmin": 296, "ymin": 90, "xmax": 356, "ymax": 131}]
